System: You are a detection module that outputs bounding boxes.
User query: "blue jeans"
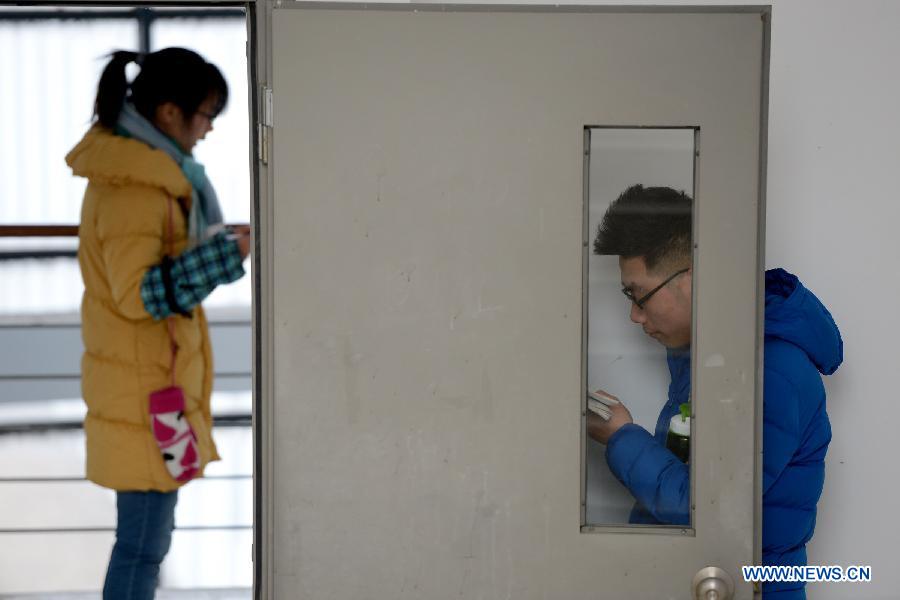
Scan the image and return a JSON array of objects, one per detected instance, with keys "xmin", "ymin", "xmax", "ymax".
[{"xmin": 103, "ymin": 490, "xmax": 178, "ymax": 600}]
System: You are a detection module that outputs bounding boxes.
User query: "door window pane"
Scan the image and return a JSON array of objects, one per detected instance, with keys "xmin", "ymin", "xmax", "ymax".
[{"xmin": 584, "ymin": 127, "xmax": 696, "ymax": 529}]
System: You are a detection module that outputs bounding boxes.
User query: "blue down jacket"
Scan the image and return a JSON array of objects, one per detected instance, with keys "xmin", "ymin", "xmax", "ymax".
[{"xmin": 605, "ymin": 268, "xmax": 842, "ymax": 599}]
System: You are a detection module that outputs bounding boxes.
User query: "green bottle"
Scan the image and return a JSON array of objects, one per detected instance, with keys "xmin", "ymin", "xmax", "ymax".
[{"xmin": 665, "ymin": 403, "xmax": 691, "ymax": 464}]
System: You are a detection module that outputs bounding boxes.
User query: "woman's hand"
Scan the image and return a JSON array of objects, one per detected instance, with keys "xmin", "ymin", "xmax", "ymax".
[{"xmin": 231, "ymin": 225, "xmax": 251, "ymax": 259}]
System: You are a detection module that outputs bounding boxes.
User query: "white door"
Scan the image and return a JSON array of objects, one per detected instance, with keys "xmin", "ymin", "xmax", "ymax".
[{"xmin": 254, "ymin": 5, "xmax": 768, "ymax": 598}]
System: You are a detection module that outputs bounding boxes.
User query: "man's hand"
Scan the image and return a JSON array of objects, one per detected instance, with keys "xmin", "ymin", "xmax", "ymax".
[{"xmin": 586, "ymin": 390, "xmax": 633, "ymax": 445}]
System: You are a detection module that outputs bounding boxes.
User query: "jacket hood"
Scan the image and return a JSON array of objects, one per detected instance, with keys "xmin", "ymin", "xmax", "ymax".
[
  {"xmin": 65, "ymin": 125, "xmax": 191, "ymax": 199},
  {"xmin": 765, "ymin": 268, "xmax": 843, "ymax": 375}
]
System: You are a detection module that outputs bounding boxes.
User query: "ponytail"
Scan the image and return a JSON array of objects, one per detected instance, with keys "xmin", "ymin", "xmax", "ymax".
[{"xmin": 93, "ymin": 50, "xmax": 141, "ymax": 128}]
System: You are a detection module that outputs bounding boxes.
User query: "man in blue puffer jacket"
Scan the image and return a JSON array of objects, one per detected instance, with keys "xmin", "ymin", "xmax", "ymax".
[{"xmin": 589, "ymin": 185, "xmax": 843, "ymax": 599}]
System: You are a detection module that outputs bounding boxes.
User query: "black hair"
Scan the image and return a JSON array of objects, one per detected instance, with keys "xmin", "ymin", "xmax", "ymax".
[
  {"xmin": 93, "ymin": 47, "xmax": 228, "ymax": 128},
  {"xmin": 593, "ymin": 184, "xmax": 693, "ymax": 273}
]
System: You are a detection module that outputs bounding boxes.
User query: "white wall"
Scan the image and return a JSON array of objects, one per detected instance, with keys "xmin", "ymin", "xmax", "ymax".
[{"xmin": 761, "ymin": 2, "xmax": 900, "ymax": 598}]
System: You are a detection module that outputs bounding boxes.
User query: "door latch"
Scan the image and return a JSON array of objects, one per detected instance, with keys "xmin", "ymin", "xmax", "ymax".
[{"xmin": 692, "ymin": 566, "xmax": 734, "ymax": 600}]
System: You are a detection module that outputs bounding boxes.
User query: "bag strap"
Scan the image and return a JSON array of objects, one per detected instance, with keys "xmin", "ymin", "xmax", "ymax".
[{"xmin": 166, "ymin": 198, "xmax": 179, "ymax": 388}]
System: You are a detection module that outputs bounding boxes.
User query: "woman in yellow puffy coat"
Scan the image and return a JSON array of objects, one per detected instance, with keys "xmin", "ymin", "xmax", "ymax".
[{"xmin": 66, "ymin": 48, "xmax": 249, "ymax": 600}]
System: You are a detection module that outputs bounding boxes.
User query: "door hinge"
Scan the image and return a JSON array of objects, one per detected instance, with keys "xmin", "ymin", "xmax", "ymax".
[
  {"xmin": 258, "ymin": 86, "xmax": 273, "ymax": 164},
  {"xmin": 258, "ymin": 124, "xmax": 269, "ymax": 165},
  {"xmin": 262, "ymin": 86, "xmax": 274, "ymax": 127}
]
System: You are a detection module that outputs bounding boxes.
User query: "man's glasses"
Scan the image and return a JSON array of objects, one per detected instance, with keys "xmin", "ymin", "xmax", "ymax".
[{"xmin": 622, "ymin": 268, "xmax": 690, "ymax": 310}]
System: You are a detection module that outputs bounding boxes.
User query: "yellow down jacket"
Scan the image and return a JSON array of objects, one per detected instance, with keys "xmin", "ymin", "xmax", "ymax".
[{"xmin": 66, "ymin": 125, "xmax": 219, "ymax": 491}]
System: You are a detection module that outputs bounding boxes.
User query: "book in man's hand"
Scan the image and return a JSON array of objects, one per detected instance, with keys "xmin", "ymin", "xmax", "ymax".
[{"xmin": 586, "ymin": 389, "xmax": 619, "ymax": 421}]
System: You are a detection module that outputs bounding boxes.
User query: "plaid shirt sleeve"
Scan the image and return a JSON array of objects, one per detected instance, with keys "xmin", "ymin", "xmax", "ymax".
[{"xmin": 140, "ymin": 230, "xmax": 245, "ymax": 320}]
